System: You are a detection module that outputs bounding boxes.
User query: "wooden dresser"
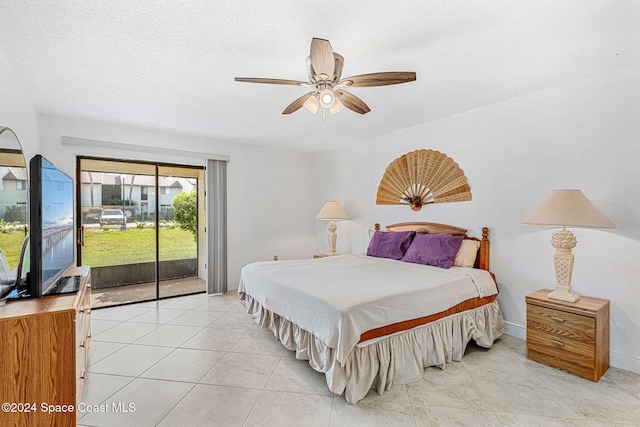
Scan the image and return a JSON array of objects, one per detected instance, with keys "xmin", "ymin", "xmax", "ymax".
[
  {"xmin": 0, "ymin": 266, "xmax": 91, "ymax": 427},
  {"xmin": 526, "ymin": 289, "xmax": 609, "ymax": 382}
]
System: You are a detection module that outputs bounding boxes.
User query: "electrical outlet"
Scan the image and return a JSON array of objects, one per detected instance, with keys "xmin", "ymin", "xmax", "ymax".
[{"xmin": 273, "ymin": 255, "xmax": 278, "ymax": 261}]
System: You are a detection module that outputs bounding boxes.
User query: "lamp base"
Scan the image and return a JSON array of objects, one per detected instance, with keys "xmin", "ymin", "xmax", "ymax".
[
  {"xmin": 549, "ymin": 228, "xmax": 580, "ymax": 303},
  {"xmin": 326, "ymin": 220, "xmax": 337, "ymax": 256},
  {"xmin": 548, "ymin": 287, "xmax": 580, "ymax": 302}
]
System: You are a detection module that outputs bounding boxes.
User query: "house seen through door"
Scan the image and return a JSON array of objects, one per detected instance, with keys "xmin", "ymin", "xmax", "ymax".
[{"xmin": 77, "ymin": 157, "xmax": 206, "ymax": 308}]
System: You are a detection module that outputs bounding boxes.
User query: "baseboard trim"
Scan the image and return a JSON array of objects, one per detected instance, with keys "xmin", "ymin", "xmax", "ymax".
[
  {"xmin": 503, "ymin": 321, "xmax": 526, "ymax": 340},
  {"xmin": 610, "ymin": 351, "xmax": 640, "ymax": 375},
  {"xmin": 502, "ymin": 321, "xmax": 640, "ymax": 375}
]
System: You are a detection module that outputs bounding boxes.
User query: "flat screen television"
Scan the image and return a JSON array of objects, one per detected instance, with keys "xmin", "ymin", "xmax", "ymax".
[{"xmin": 28, "ymin": 155, "xmax": 75, "ymax": 297}]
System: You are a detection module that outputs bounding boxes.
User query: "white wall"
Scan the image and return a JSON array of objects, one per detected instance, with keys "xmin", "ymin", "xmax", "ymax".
[
  {"xmin": 0, "ymin": 53, "xmax": 39, "ymax": 161},
  {"xmin": 314, "ymin": 62, "xmax": 640, "ymax": 373},
  {"xmin": 37, "ymin": 115, "xmax": 317, "ymax": 290}
]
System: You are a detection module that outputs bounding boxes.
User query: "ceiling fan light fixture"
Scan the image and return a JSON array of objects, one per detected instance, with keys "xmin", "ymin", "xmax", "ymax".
[
  {"xmin": 329, "ymin": 97, "xmax": 344, "ymax": 115},
  {"xmin": 303, "ymin": 94, "xmax": 320, "ymax": 113},
  {"xmin": 319, "ymin": 88, "xmax": 336, "ymax": 108}
]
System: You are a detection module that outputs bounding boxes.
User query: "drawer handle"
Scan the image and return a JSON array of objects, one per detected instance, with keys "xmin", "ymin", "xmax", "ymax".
[
  {"xmin": 551, "ymin": 339, "xmax": 565, "ymax": 347},
  {"xmin": 550, "ymin": 316, "xmax": 566, "ymax": 323}
]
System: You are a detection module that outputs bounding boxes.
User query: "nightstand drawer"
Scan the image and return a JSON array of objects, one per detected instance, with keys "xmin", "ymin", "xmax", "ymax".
[
  {"xmin": 526, "ymin": 348, "xmax": 598, "ymax": 381},
  {"xmin": 527, "ymin": 329, "xmax": 594, "ymax": 366},
  {"xmin": 527, "ymin": 304, "xmax": 595, "ymax": 344}
]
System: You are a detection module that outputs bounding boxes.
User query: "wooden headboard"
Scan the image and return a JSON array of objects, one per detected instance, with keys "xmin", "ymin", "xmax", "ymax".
[{"xmin": 375, "ymin": 222, "xmax": 491, "ymax": 272}]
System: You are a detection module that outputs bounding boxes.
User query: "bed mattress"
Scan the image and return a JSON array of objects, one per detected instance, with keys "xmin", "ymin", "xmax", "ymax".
[{"xmin": 239, "ymin": 254, "xmax": 499, "ymax": 364}]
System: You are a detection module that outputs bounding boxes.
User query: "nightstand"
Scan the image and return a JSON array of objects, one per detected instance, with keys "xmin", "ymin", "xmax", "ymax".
[{"xmin": 526, "ymin": 289, "xmax": 609, "ymax": 381}]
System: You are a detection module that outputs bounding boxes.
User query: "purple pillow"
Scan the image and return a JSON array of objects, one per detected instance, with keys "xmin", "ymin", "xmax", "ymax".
[
  {"xmin": 401, "ymin": 233, "xmax": 464, "ymax": 269},
  {"xmin": 367, "ymin": 231, "xmax": 415, "ymax": 260}
]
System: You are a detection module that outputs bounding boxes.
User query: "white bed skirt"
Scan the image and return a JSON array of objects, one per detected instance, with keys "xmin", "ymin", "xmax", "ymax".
[{"xmin": 239, "ymin": 292, "xmax": 505, "ymax": 404}]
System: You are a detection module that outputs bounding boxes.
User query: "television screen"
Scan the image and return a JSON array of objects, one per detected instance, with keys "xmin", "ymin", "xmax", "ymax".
[{"xmin": 28, "ymin": 155, "xmax": 74, "ymax": 297}]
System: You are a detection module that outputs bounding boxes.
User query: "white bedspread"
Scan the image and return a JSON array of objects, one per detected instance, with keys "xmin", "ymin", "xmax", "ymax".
[{"xmin": 239, "ymin": 254, "xmax": 498, "ymax": 364}]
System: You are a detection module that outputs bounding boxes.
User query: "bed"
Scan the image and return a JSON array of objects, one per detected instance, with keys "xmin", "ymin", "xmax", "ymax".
[{"xmin": 238, "ymin": 222, "xmax": 504, "ymax": 403}]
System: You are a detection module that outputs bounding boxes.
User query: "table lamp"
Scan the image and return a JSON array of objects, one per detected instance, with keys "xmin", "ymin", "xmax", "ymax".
[
  {"xmin": 315, "ymin": 201, "xmax": 349, "ymax": 255},
  {"xmin": 522, "ymin": 189, "xmax": 614, "ymax": 302}
]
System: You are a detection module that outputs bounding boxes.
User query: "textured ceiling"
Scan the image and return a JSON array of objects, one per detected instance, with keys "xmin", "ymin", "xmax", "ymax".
[{"xmin": 0, "ymin": 1, "xmax": 639, "ymax": 152}]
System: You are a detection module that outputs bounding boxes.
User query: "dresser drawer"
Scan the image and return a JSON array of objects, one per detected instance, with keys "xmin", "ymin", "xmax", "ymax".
[{"xmin": 527, "ymin": 304, "xmax": 595, "ymax": 344}]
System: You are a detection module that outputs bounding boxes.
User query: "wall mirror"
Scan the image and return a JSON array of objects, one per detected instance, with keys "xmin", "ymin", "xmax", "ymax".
[{"xmin": 0, "ymin": 126, "xmax": 28, "ymax": 298}]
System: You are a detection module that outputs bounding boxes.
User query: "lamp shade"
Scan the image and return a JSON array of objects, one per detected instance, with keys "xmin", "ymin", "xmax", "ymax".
[
  {"xmin": 315, "ymin": 201, "xmax": 349, "ymax": 221},
  {"xmin": 522, "ymin": 189, "xmax": 613, "ymax": 228}
]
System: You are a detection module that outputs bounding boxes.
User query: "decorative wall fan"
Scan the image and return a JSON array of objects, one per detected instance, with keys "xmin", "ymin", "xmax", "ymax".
[
  {"xmin": 235, "ymin": 38, "xmax": 416, "ymax": 116},
  {"xmin": 376, "ymin": 149, "xmax": 472, "ymax": 211}
]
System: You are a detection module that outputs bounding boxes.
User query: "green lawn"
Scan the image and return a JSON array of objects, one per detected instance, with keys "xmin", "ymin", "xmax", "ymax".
[
  {"xmin": 0, "ymin": 228, "xmax": 196, "ymax": 269},
  {"xmin": 0, "ymin": 232, "xmax": 28, "ymax": 269},
  {"xmin": 82, "ymin": 227, "xmax": 197, "ymax": 267}
]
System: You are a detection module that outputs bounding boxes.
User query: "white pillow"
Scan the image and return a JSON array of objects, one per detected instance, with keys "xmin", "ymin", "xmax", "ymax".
[{"xmin": 454, "ymin": 239, "xmax": 480, "ymax": 267}]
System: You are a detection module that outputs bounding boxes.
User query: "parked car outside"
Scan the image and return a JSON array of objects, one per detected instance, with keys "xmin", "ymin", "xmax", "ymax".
[{"xmin": 100, "ymin": 209, "xmax": 125, "ymax": 226}]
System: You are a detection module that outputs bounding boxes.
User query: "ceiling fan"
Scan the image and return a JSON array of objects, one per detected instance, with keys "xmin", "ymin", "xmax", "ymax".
[{"xmin": 235, "ymin": 38, "xmax": 416, "ymax": 116}]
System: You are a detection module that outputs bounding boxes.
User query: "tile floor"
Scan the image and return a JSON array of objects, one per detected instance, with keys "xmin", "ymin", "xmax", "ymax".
[{"xmin": 80, "ymin": 292, "xmax": 640, "ymax": 427}]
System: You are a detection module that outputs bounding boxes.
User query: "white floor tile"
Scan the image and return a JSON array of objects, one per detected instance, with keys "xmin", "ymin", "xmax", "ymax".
[
  {"xmin": 208, "ymin": 311, "xmax": 258, "ymax": 331},
  {"xmin": 128, "ymin": 307, "xmax": 189, "ymax": 324},
  {"xmin": 90, "ymin": 318, "xmax": 122, "ymax": 335},
  {"xmin": 266, "ymin": 357, "xmax": 333, "ymax": 396},
  {"xmin": 244, "ymin": 390, "xmax": 333, "ymax": 427},
  {"xmin": 157, "ymin": 383, "xmax": 261, "ymax": 427},
  {"xmin": 133, "ymin": 324, "xmax": 203, "ymax": 347},
  {"xmin": 79, "ymin": 378, "xmax": 194, "ymax": 427},
  {"xmin": 80, "ymin": 372, "xmax": 134, "ymax": 406},
  {"xmin": 91, "ymin": 305, "xmax": 154, "ymax": 321},
  {"xmin": 92, "ymin": 321, "xmax": 159, "ymax": 344},
  {"xmin": 230, "ymin": 328, "xmax": 287, "ymax": 356},
  {"xmin": 200, "ymin": 352, "xmax": 281, "ymax": 389},
  {"xmin": 412, "ymin": 405, "xmax": 502, "ymax": 426},
  {"xmin": 88, "ymin": 341, "xmax": 127, "ymax": 366},
  {"xmin": 88, "ymin": 344, "xmax": 174, "ymax": 377},
  {"xmin": 140, "ymin": 348, "xmax": 225, "ymax": 383},
  {"xmin": 180, "ymin": 327, "xmax": 247, "ymax": 351},
  {"xmin": 331, "ymin": 398, "xmax": 416, "ymax": 427},
  {"xmin": 165, "ymin": 309, "xmax": 224, "ymax": 327}
]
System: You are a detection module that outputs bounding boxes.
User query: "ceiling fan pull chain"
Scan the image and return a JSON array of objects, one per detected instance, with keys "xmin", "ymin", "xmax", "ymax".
[{"xmin": 322, "ymin": 109, "xmax": 327, "ymax": 121}]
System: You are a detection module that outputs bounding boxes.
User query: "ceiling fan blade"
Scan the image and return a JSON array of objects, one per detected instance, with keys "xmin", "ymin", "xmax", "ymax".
[
  {"xmin": 235, "ymin": 77, "xmax": 311, "ymax": 87},
  {"xmin": 310, "ymin": 38, "xmax": 335, "ymax": 80},
  {"xmin": 333, "ymin": 53, "xmax": 344, "ymax": 82},
  {"xmin": 337, "ymin": 72, "xmax": 416, "ymax": 87},
  {"xmin": 282, "ymin": 91, "xmax": 316, "ymax": 114},
  {"xmin": 335, "ymin": 90, "xmax": 370, "ymax": 114}
]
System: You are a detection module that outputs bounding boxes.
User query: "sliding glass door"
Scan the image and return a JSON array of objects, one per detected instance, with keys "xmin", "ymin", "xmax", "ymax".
[
  {"xmin": 157, "ymin": 165, "xmax": 205, "ymax": 299},
  {"xmin": 77, "ymin": 158, "xmax": 205, "ymax": 308}
]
